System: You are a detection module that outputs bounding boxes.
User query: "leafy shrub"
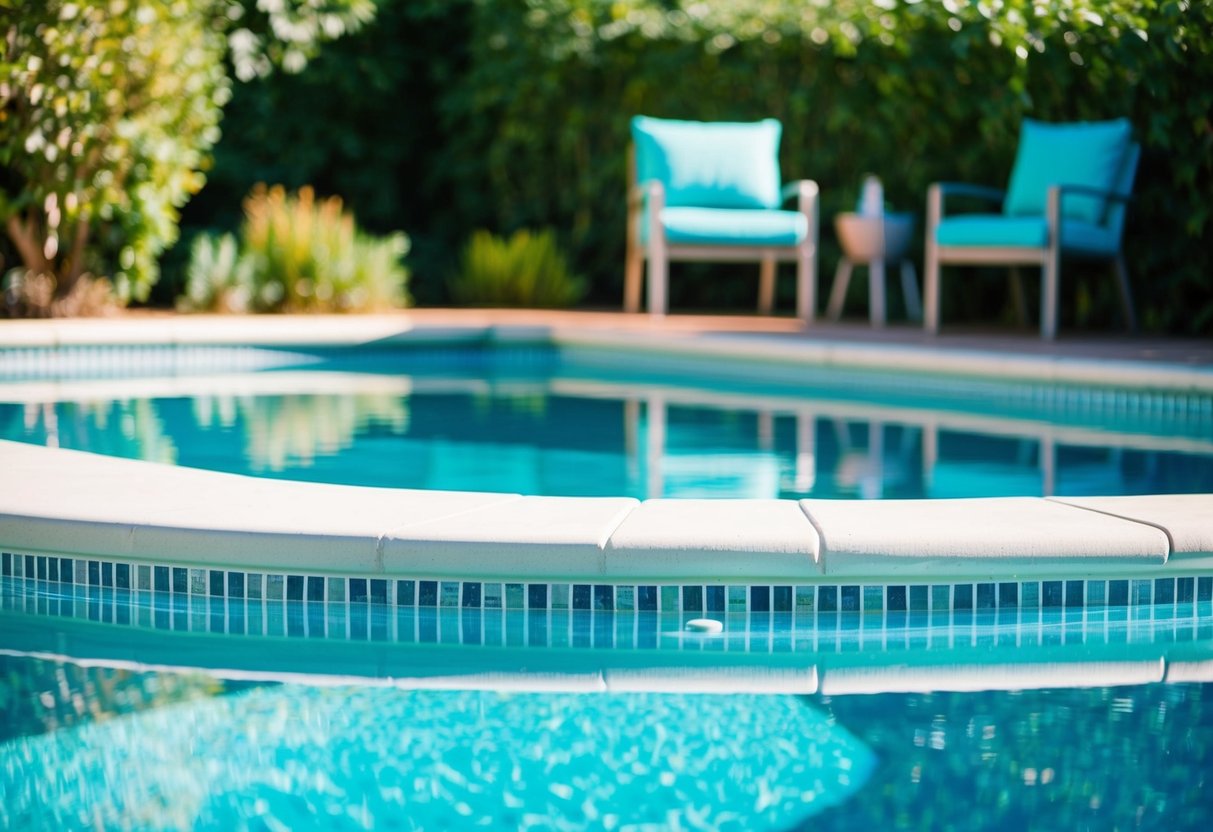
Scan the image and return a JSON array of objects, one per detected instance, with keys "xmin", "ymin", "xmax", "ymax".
[
  {"xmin": 181, "ymin": 185, "xmax": 410, "ymax": 313},
  {"xmin": 449, "ymin": 229, "xmax": 584, "ymax": 308},
  {"xmin": 180, "ymin": 233, "xmax": 257, "ymax": 313}
]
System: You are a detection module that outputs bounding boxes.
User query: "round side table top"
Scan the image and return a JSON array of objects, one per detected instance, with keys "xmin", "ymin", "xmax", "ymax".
[{"xmin": 835, "ymin": 212, "xmax": 914, "ymax": 262}]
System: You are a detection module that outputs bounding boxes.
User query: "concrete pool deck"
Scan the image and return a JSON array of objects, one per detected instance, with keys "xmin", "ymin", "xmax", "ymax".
[
  {"xmin": 2, "ymin": 309, "xmax": 1212, "ymax": 389},
  {"xmin": 1, "ymin": 310, "xmax": 1212, "ymax": 587}
]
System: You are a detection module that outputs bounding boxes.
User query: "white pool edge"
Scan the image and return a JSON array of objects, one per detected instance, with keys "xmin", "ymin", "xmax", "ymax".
[
  {"xmin": 2, "ymin": 312, "xmax": 1212, "ymax": 391},
  {"xmin": 1, "ymin": 316, "xmax": 1212, "ymax": 584}
]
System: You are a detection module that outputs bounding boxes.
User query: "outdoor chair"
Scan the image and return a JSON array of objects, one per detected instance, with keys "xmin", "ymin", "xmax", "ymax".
[
  {"xmin": 625, "ymin": 116, "xmax": 819, "ymax": 321},
  {"xmin": 923, "ymin": 118, "xmax": 1139, "ymax": 340}
]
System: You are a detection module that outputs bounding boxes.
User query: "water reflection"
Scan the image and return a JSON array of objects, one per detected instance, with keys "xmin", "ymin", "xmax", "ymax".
[
  {"xmin": 813, "ymin": 683, "xmax": 1213, "ymax": 831},
  {"xmin": 0, "ymin": 652, "xmax": 1208, "ymax": 830},
  {"xmin": 0, "ymin": 655, "xmax": 233, "ymax": 743},
  {"xmin": 0, "ymin": 662, "xmax": 874, "ymax": 831},
  {"xmin": 1, "ymin": 370, "xmax": 1211, "ymax": 498}
]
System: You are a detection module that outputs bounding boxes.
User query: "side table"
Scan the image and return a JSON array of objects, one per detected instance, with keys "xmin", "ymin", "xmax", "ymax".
[{"xmin": 827, "ymin": 212, "xmax": 922, "ymax": 327}]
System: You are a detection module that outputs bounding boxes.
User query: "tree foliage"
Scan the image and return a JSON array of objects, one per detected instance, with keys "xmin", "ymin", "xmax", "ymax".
[{"xmin": 0, "ymin": 0, "xmax": 373, "ymax": 316}]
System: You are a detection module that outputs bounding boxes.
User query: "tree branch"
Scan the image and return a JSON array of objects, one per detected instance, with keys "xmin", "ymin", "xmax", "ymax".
[
  {"xmin": 63, "ymin": 207, "xmax": 93, "ymax": 290},
  {"xmin": 4, "ymin": 212, "xmax": 51, "ymax": 275}
]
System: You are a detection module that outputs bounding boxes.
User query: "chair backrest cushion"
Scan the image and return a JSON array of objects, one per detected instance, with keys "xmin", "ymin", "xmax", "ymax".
[
  {"xmin": 632, "ymin": 116, "xmax": 782, "ymax": 210},
  {"xmin": 1003, "ymin": 118, "xmax": 1132, "ymax": 223}
]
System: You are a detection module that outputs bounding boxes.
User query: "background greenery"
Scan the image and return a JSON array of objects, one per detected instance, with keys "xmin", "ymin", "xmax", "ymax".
[
  {"xmin": 0, "ymin": 0, "xmax": 374, "ymax": 314},
  {"xmin": 181, "ymin": 185, "xmax": 408, "ymax": 313},
  {"xmin": 126, "ymin": 1, "xmax": 1213, "ymax": 332},
  {"xmin": 449, "ymin": 228, "xmax": 585, "ymax": 308}
]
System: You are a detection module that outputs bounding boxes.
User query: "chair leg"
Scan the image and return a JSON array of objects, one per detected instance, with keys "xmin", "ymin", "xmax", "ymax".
[
  {"xmin": 1009, "ymin": 267, "xmax": 1028, "ymax": 328},
  {"xmin": 924, "ymin": 248, "xmax": 941, "ymax": 334},
  {"xmin": 647, "ymin": 246, "xmax": 668, "ymax": 317},
  {"xmin": 1040, "ymin": 255, "xmax": 1060, "ymax": 340},
  {"xmin": 796, "ymin": 242, "xmax": 816, "ymax": 325},
  {"xmin": 1041, "ymin": 187, "xmax": 1061, "ymax": 340},
  {"xmin": 869, "ymin": 260, "xmax": 887, "ymax": 328},
  {"xmin": 924, "ymin": 184, "xmax": 942, "ymax": 334},
  {"xmin": 624, "ymin": 245, "xmax": 644, "ymax": 313},
  {"xmin": 900, "ymin": 259, "xmax": 922, "ymax": 321},
  {"xmin": 826, "ymin": 258, "xmax": 853, "ymax": 321},
  {"xmin": 1113, "ymin": 254, "xmax": 1138, "ymax": 332},
  {"xmin": 758, "ymin": 255, "xmax": 776, "ymax": 315}
]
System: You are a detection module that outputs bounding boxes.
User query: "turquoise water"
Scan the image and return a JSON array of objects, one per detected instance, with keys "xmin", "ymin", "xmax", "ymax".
[
  {"xmin": 2, "ymin": 578, "xmax": 1212, "ymax": 830},
  {"xmin": 3, "ymin": 344, "xmax": 1213, "ymax": 828},
  {"xmin": 1, "ymin": 345, "xmax": 1211, "ymax": 498}
]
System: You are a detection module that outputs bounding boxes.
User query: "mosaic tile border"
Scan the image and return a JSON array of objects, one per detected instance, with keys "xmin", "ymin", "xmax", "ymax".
[
  {"xmin": 6, "ymin": 576, "xmax": 1213, "ymax": 655},
  {"xmin": 2, "ymin": 342, "xmax": 1210, "ymax": 421},
  {"xmin": 4, "ymin": 552, "xmax": 1212, "ymax": 615},
  {"xmin": 0, "ymin": 343, "xmax": 556, "ymax": 382}
]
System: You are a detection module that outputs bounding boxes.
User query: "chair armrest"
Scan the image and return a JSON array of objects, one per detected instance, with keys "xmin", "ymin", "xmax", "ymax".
[
  {"xmin": 935, "ymin": 182, "xmax": 1005, "ymax": 207},
  {"xmin": 931, "ymin": 184, "xmax": 1009, "ymax": 218},
  {"xmin": 629, "ymin": 179, "xmax": 664, "ymax": 208},
  {"xmin": 927, "ymin": 182, "xmax": 1005, "ymax": 239},
  {"xmin": 1046, "ymin": 184, "xmax": 1133, "ymax": 239},
  {"xmin": 1053, "ymin": 183, "xmax": 1132, "ymax": 204},
  {"xmin": 782, "ymin": 180, "xmax": 820, "ymax": 227},
  {"xmin": 781, "ymin": 180, "xmax": 819, "ymax": 207}
]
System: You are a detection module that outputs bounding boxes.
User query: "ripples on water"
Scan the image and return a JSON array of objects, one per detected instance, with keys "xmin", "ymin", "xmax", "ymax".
[{"xmin": 2, "ymin": 643, "xmax": 1211, "ymax": 829}]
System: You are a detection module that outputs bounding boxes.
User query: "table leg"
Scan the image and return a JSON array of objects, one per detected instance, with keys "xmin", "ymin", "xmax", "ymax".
[
  {"xmin": 901, "ymin": 259, "xmax": 922, "ymax": 321},
  {"xmin": 870, "ymin": 259, "xmax": 887, "ymax": 327},
  {"xmin": 827, "ymin": 258, "xmax": 852, "ymax": 321}
]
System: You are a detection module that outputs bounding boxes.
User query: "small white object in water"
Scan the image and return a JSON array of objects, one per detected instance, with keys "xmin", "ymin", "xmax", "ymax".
[{"xmin": 685, "ymin": 618, "xmax": 723, "ymax": 634}]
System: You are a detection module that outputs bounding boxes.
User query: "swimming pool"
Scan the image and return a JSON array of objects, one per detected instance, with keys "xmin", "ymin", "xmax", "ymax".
[
  {"xmin": 3, "ymin": 341, "xmax": 1212, "ymax": 499},
  {"xmin": 3, "ymin": 574, "xmax": 1211, "ymax": 829},
  {"xmin": 1, "ymin": 316, "xmax": 1211, "ymax": 828}
]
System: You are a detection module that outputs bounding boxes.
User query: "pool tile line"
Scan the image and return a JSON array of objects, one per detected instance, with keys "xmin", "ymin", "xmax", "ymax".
[
  {"xmin": 4, "ymin": 324, "xmax": 1213, "ymax": 398},
  {"xmin": 5, "ymin": 552, "xmax": 1212, "ymax": 615},
  {"xmin": 6, "ymin": 574, "xmax": 1213, "ymax": 653}
]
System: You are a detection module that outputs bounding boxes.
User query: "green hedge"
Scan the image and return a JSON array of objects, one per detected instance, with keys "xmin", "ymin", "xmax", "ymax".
[{"xmin": 179, "ymin": 0, "xmax": 1213, "ymax": 333}]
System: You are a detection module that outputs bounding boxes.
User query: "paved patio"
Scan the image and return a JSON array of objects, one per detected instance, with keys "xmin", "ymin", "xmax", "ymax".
[
  {"xmin": 2, "ymin": 307, "xmax": 1210, "ymax": 371},
  {"xmin": 298, "ymin": 307, "xmax": 1213, "ymax": 368}
]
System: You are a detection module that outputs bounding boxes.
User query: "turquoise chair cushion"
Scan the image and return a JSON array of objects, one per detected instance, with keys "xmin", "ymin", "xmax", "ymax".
[
  {"xmin": 1003, "ymin": 118, "xmax": 1131, "ymax": 224},
  {"xmin": 632, "ymin": 116, "xmax": 783, "ymax": 210},
  {"xmin": 936, "ymin": 215, "xmax": 1120, "ymax": 256},
  {"xmin": 654, "ymin": 207, "xmax": 808, "ymax": 247}
]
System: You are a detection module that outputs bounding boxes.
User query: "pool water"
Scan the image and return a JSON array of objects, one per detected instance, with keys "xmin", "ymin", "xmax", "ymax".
[
  {"xmin": 4, "ymin": 665, "xmax": 1210, "ymax": 831},
  {"xmin": 2, "ymin": 576, "xmax": 1212, "ymax": 830},
  {"xmin": 1, "ymin": 346, "xmax": 1211, "ymax": 499},
  {"xmin": 3, "ymin": 343, "xmax": 1212, "ymax": 828}
]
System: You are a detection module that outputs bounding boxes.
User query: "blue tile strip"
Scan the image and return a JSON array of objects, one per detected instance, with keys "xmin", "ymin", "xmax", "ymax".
[{"xmin": 3, "ymin": 552, "xmax": 1212, "ymax": 620}]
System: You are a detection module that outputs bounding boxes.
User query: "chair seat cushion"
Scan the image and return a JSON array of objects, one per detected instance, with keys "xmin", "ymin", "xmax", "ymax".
[
  {"xmin": 655, "ymin": 207, "xmax": 809, "ymax": 247},
  {"xmin": 632, "ymin": 116, "xmax": 783, "ymax": 210},
  {"xmin": 1003, "ymin": 118, "xmax": 1131, "ymax": 223},
  {"xmin": 935, "ymin": 214, "xmax": 1119, "ymax": 256}
]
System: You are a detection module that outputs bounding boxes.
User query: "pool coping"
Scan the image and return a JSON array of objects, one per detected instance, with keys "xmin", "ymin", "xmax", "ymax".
[
  {"xmin": 1, "ymin": 314, "xmax": 1212, "ymax": 586},
  {"xmin": 3, "ymin": 311, "xmax": 1213, "ymax": 392}
]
